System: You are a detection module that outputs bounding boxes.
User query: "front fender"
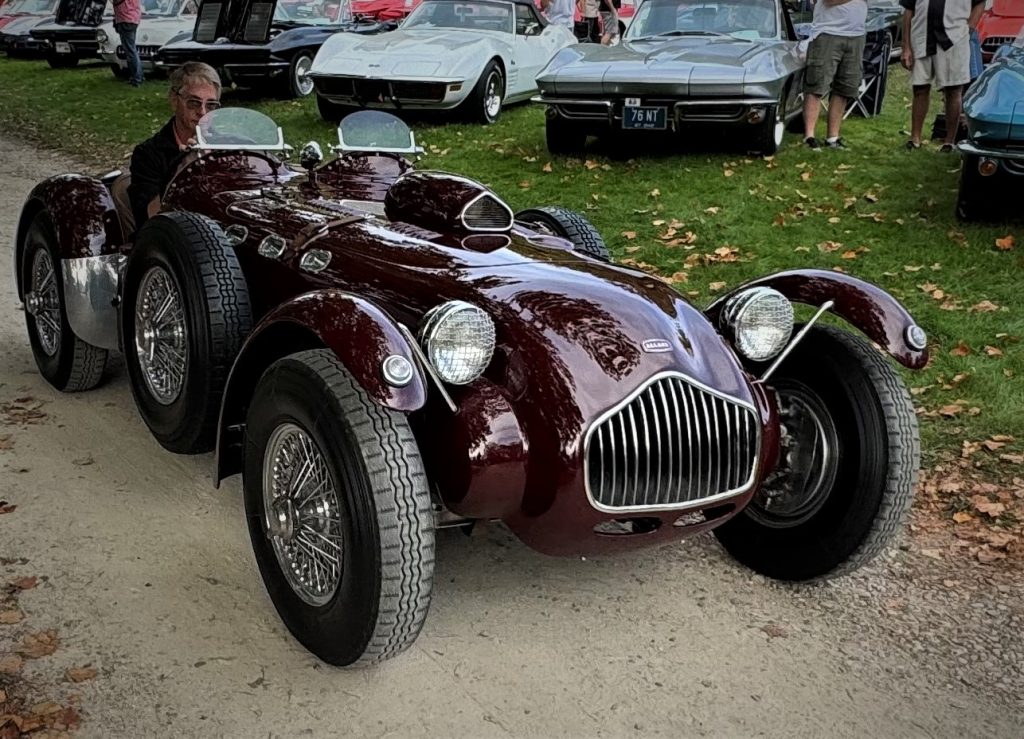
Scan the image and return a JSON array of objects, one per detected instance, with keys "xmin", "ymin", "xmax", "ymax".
[
  {"xmin": 14, "ymin": 174, "xmax": 123, "ymax": 299},
  {"xmin": 705, "ymin": 269, "xmax": 929, "ymax": 369},
  {"xmin": 213, "ymin": 289, "xmax": 428, "ymax": 485}
]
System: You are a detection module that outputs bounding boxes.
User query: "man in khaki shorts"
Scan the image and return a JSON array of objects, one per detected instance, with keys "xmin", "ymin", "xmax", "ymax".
[
  {"xmin": 802, "ymin": 0, "xmax": 868, "ymax": 151},
  {"xmin": 901, "ymin": 0, "xmax": 987, "ymax": 151}
]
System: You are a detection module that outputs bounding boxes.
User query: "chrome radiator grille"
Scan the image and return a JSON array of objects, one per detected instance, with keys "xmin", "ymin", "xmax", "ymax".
[{"xmin": 585, "ymin": 374, "xmax": 759, "ymax": 511}]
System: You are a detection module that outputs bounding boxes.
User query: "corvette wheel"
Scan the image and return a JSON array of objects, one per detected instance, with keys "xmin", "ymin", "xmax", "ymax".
[
  {"xmin": 545, "ymin": 112, "xmax": 587, "ymax": 155},
  {"xmin": 123, "ymin": 212, "xmax": 252, "ymax": 454},
  {"xmin": 243, "ymin": 349, "xmax": 434, "ymax": 666},
  {"xmin": 316, "ymin": 94, "xmax": 354, "ymax": 123},
  {"xmin": 955, "ymin": 154, "xmax": 994, "ymax": 222},
  {"xmin": 286, "ymin": 52, "xmax": 315, "ymax": 98},
  {"xmin": 464, "ymin": 60, "xmax": 503, "ymax": 124},
  {"xmin": 714, "ymin": 326, "xmax": 918, "ymax": 581},
  {"xmin": 20, "ymin": 211, "xmax": 107, "ymax": 392},
  {"xmin": 753, "ymin": 99, "xmax": 785, "ymax": 155},
  {"xmin": 515, "ymin": 206, "xmax": 610, "ymax": 262}
]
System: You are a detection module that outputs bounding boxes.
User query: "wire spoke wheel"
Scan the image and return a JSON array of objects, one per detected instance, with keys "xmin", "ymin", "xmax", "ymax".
[
  {"xmin": 134, "ymin": 265, "xmax": 188, "ymax": 405},
  {"xmin": 27, "ymin": 248, "xmax": 62, "ymax": 357},
  {"xmin": 263, "ymin": 423, "xmax": 344, "ymax": 607}
]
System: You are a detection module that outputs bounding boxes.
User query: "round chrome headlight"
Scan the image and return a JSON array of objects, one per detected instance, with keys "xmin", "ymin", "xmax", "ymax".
[
  {"xmin": 721, "ymin": 287, "xmax": 794, "ymax": 362},
  {"xmin": 419, "ymin": 301, "xmax": 496, "ymax": 385}
]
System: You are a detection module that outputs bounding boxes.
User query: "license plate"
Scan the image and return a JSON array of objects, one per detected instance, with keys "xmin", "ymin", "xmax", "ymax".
[
  {"xmin": 55, "ymin": 41, "xmax": 71, "ymax": 54},
  {"xmin": 623, "ymin": 105, "xmax": 666, "ymax": 130}
]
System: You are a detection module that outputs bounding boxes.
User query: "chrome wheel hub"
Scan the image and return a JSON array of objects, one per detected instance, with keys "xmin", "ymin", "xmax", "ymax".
[
  {"xmin": 28, "ymin": 248, "xmax": 61, "ymax": 357},
  {"xmin": 748, "ymin": 382, "xmax": 840, "ymax": 528},
  {"xmin": 484, "ymin": 73, "xmax": 502, "ymax": 119},
  {"xmin": 134, "ymin": 266, "xmax": 187, "ymax": 405},
  {"xmin": 263, "ymin": 423, "xmax": 343, "ymax": 607},
  {"xmin": 295, "ymin": 56, "xmax": 313, "ymax": 96}
]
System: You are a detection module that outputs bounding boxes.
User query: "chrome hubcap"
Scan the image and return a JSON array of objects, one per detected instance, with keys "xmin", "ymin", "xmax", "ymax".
[
  {"xmin": 295, "ymin": 56, "xmax": 313, "ymax": 97},
  {"xmin": 748, "ymin": 382, "xmax": 839, "ymax": 528},
  {"xmin": 134, "ymin": 266, "xmax": 187, "ymax": 405},
  {"xmin": 263, "ymin": 423, "xmax": 343, "ymax": 607},
  {"xmin": 28, "ymin": 248, "xmax": 61, "ymax": 357},
  {"xmin": 484, "ymin": 72, "xmax": 502, "ymax": 119}
]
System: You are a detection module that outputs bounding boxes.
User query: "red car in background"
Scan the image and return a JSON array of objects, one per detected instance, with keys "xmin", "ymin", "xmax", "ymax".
[{"xmin": 978, "ymin": 0, "xmax": 1024, "ymax": 63}]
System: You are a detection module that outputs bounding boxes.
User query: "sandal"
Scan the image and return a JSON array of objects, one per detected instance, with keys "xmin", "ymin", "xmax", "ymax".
[
  {"xmin": 905, "ymin": 140, "xmax": 922, "ymax": 150},
  {"xmin": 939, "ymin": 143, "xmax": 955, "ymax": 153}
]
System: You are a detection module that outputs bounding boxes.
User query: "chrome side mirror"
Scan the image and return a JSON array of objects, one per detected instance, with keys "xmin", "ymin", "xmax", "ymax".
[{"xmin": 299, "ymin": 141, "xmax": 324, "ymax": 171}]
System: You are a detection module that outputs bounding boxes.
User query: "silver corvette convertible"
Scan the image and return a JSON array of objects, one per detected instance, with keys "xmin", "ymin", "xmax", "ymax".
[
  {"xmin": 534, "ymin": 0, "xmax": 805, "ymax": 155},
  {"xmin": 310, "ymin": 0, "xmax": 577, "ymax": 124}
]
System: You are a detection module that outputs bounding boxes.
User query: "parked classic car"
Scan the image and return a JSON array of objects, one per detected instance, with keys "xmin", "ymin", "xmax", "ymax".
[
  {"xmin": 978, "ymin": 0, "xmax": 1024, "ymax": 64},
  {"xmin": 156, "ymin": 0, "xmax": 390, "ymax": 98},
  {"xmin": 352, "ymin": 0, "xmax": 420, "ymax": 20},
  {"xmin": 15, "ymin": 107, "xmax": 927, "ymax": 665},
  {"xmin": 0, "ymin": 0, "xmax": 55, "ymax": 29},
  {"xmin": 956, "ymin": 28, "xmax": 1024, "ymax": 220},
  {"xmin": 96, "ymin": 0, "xmax": 196, "ymax": 78},
  {"xmin": 788, "ymin": 0, "xmax": 903, "ymax": 117},
  {"xmin": 0, "ymin": 5, "xmax": 55, "ymax": 56},
  {"xmin": 534, "ymin": 0, "xmax": 805, "ymax": 154},
  {"xmin": 310, "ymin": 0, "xmax": 577, "ymax": 123},
  {"xmin": 28, "ymin": 0, "xmax": 110, "ymax": 67}
]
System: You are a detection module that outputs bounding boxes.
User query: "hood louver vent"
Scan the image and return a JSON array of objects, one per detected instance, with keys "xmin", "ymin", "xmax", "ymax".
[
  {"xmin": 194, "ymin": 1, "xmax": 221, "ymax": 42},
  {"xmin": 244, "ymin": 2, "xmax": 273, "ymax": 42},
  {"xmin": 461, "ymin": 194, "xmax": 513, "ymax": 233}
]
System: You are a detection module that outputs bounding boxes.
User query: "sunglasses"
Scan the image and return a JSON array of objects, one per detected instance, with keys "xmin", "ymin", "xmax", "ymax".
[{"xmin": 176, "ymin": 91, "xmax": 222, "ymax": 112}]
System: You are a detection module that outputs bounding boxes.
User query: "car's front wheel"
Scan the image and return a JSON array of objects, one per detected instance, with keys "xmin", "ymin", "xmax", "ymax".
[
  {"xmin": 109, "ymin": 63, "xmax": 129, "ymax": 80},
  {"xmin": 714, "ymin": 325, "xmax": 919, "ymax": 581},
  {"xmin": 243, "ymin": 349, "xmax": 435, "ymax": 666},
  {"xmin": 752, "ymin": 99, "xmax": 785, "ymax": 155},
  {"xmin": 20, "ymin": 211, "xmax": 107, "ymax": 392},
  {"xmin": 285, "ymin": 51, "xmax": 315, "ymax": 98},
  {"xmin": 463, "ymin": 60, "xmax": 504, "ymax": 124},
  {"xmin": 122, "ymin": 212, "xmax": 252, "ymax": 453},
  {"xmin": 545, "ymin": 112, "xmax": 587, "ymax": 155},
  {"xmin": 955, "ymin": 153, "xmax": 995, "ymax": 222},
  {"xmin": 316, "ymin": 93, "xmax": 355, "ymax": 123},
  {"xmin": 515, "ymin": 206, "xmax": 610, "ymax": 261}
]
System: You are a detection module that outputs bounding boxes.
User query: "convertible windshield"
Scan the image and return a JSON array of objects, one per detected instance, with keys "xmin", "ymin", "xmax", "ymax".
[
  {"xmin": 626, "ymin": 0, "xmax": 779, "ymax": 41},
  {"xmin": 273, "ymin": 0, "xmax": 350, "ymax": 24},
  {"xmin": 2, "ymin": 0, "xmax": 56, "ymax": 14},
  {"xmin": 402, "ymin": 0, "xmax": 513, "ymax": 33},
  {"xmin": 195, "ymin": 108, "xmax": 287, "ymax": 151}
]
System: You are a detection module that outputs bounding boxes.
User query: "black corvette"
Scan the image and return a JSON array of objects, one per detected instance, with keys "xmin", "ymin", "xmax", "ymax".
[{"xmin": 156, "ymin": 0, "xmax": 392, "ymax": 98}]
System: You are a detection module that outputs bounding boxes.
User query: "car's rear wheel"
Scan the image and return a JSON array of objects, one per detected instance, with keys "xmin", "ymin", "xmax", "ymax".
[
  {"xmin": 316, "ymin": 93, "xmax": 356, "ymax": 123},
  {"xmin": 714, "ymin": 325, "xmax": 918, "ymax": 581},
  {"xmin": 285, "ymin": 51, "xmax": 315, "ymax": 98},
  {"xmin": 243, "ymin": 349, "xmax": 435, "ymax": 666},
  {"xmin": 47, "ymin": 54, "xmax": 79, "ymax": 69},
  {"xmin": 462, "ymin": 60, "xmax": 504, "ymax": 124},
  {"xmin": 515, "ymin": 206, "xmax": 610, "ymax": 261},
  {"xmin": 122, "ymin": 212, "xmax": 252, "ymax": 454},
  {"xmin": 545, "ymin": 111, "xmax": 587, "ymax": 155},
  {"xmin": 20, "ymin": 211, "xmax": 107, "ymax": 392}
]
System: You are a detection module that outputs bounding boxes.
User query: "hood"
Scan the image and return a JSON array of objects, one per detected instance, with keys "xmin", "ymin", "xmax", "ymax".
[
  {"xmin": 992, "ymin": 0, "xmax": 1024, "ymax": 18},
  {"xmin": 963, "ymin": 55, "xmax": 1024, "ymax": 141},
  {"xmin": 193, "ymin": 0, "xmax": 347, "ymax": 43},
  {"xmin": 54, "ymin": 0, "xmax": 105, "ymax": 24},
  {"xmin": 3, "ymin": 12, "xmax": 50, "ymax": 30},
  {"xmin": 539, "ymin": 36, "xmax": 790, "ymax": 94},
  {"xmin": 313, "ymin": 28, "xmax": 505, "ymax": 77}
]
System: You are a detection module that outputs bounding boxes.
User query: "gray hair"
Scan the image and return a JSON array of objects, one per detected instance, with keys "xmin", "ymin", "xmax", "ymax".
[{"xmin": 169, "ymin": 61, "xmax": 222, "ymax": 96}]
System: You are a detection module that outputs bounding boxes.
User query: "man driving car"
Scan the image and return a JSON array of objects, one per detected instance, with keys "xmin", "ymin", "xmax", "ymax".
[{"xmin": 128, "ymin": 61, "xmax": 222, "ymax": 229}]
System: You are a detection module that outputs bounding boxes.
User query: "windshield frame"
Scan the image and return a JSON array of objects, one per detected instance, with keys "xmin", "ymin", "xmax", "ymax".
[
  {"xmin": 194, "ymin": 108, "xmax": 291, "ymax": 152},
  {"xmin": 625, "ymin": 0, "xmax": 781, "ymax": 42},
  {"xmin": 401, "ymin": 0, "xmax": 514, "ymax": 34}
]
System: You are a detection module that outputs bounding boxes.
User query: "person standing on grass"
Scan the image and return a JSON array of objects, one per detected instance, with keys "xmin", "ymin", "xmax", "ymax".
[
  {"xmin": 802, "ymin": 0, "xmax": 868, "ymax": 151},
  {"xmin": 900, "ymin": 0, "xmax": 986, "ymax": 151},
  {"xmin": 113, "ymin": 0, "xmax": 143, "ymax": 87}
]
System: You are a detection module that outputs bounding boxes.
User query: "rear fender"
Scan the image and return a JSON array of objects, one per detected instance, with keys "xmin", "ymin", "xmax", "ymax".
[
  {"xmin": 214, "ymin": 289, "xmax": 428, "ymax": 486},
  {"xmin": 14, "ymin": 175, "xmax": 124, "ymax": 300},
  {"xmin": 705, "ymin": 269, "xmax": 929, "ymax": 369}
]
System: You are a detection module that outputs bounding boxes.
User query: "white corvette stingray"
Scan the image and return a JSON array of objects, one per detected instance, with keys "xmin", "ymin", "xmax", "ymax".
[{"xmin": 310, "ymin": 0, "xmax": 576, "ymax": 124}]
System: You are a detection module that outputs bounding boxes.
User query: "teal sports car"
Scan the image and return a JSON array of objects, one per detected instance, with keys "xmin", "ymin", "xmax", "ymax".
[{"xmin": 956, "ymin": 30, "xmax": 1024, "ymax": 222}]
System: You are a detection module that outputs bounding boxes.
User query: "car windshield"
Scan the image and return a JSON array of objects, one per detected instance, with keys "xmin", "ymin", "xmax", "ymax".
[
  {"xmin": 336, "ymin": 110, "xmax": 419, "ymax": 153},
  {"xmin": 195, "ymin": 108, "xmax": 287, "ymax": 151},
  {"xmin": 140, "ymin": 0, "xmax": 195, "ymax": 17},
  {"xmin": 626, "ymin": 0, "xmax": 779, "ymax": 41},
  {"xmin": 402, "ymin": 0, "xmax": 513, "ymax": 33},
  {"xmin": 2, "ymin": 0, "xmax": 56, "ymax": 13},
  {"xmin": 273, "ymin": 0, "xmax": 350, "ymax": 24}
]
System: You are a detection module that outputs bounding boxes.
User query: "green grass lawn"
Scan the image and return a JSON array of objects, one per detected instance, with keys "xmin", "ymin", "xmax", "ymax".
[{"xmin": 1, "ymin": 55, "xmax": 1021, "ymax": 470}]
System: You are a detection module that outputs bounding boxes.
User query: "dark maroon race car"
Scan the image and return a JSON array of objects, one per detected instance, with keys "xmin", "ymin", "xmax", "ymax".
[{"xmin": 14, "ymin": 109, "xmax": 927, "ymax": 666}]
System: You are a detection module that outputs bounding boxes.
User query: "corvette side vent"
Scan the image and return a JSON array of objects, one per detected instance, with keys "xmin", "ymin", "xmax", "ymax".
[
  {"xmin": 461, "ymin": 194, "xmax": 513, "ymax": 233},
  {"xmin": 194, "ymin": 2, "xmax": 221, "ymax": 42},
  {"xmin": 244, "ymin": 2, "xmax": 274, "ymax": 42}
]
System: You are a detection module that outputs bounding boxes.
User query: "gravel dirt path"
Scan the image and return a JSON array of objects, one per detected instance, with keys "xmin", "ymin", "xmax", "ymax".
[{"xmin": 0, "ymin": 134, "xmax": 1021, "ymax": 738}]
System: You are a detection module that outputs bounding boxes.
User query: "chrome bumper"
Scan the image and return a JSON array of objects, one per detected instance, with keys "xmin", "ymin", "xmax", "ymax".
[{"xmin": 957, "ymin": 141, "xmax": 1024, "ymax": 161}]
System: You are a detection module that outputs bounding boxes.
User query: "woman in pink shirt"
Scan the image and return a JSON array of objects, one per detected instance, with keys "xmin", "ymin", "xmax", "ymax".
[{"xmin": 113, "ymin": 0, "xmax": 142, "ymax": 86}]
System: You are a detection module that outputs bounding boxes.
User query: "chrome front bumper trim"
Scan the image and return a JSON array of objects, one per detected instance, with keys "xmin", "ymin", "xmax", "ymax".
[{"xmin": 957, "ymin": 141, "xmax": 1024, "ymax": 161}]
